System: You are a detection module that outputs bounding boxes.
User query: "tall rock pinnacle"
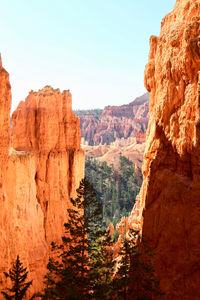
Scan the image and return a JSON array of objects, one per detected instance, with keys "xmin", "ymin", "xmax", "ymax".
[{"xmin": 0, "ymin": 78, "xmax": 85, "ymax": 297}]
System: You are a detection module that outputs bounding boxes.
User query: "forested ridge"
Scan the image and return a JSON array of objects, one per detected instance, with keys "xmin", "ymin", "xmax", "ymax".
[{"xmin": 85, "ymin": 155, "xmax": 142, "ymax": 230}]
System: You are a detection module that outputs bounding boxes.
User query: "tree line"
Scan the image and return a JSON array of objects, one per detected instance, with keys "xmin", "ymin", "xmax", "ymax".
[{"xmin": 1, "ymin": 179, "xmax": 162, "ymax": 300}]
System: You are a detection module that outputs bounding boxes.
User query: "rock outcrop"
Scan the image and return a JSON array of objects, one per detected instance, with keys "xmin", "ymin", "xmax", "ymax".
[
  {"xmin": 128, "ymin": 0, "xmax": 200, "ymax": 298},
  {"xmin": 0, "ymin": 55, "xmax": 11, "ymax": 183},
  {"xmin": 0, "ymin": 79, "xmax": 84, "ymax": 297},
  {"xmin": 82, "ymin": 139, "xmax": 145, "ymax": 172},
  {"xmin": 75, "ymin": 93, "xmax": 149, "ymax": 145},
  {"xmin": 135, "ymin": 130, "xmax": 146, "ymax": 144}
]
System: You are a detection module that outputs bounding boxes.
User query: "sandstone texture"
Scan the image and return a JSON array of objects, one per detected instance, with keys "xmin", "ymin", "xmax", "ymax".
[
  {"xmin": 11, "ymin": 86, "xmax": 84, "ymax": 244},
  {"xmin": 128, "ymin": 0, "xmax": 200, "ymax": 299},
  {"xmin": 0, "ymin": 55, "xmax": 11, "ymax": 183},
  {"xmin": 0, "ymin": 80, "xmax": 84, "ymax": 297},
  {"xmin": 75, "ymin": 93, "xmax": 149, "ymax": 145}
]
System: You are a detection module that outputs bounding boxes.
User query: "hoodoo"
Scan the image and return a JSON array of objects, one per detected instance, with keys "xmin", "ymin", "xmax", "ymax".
[
  {"xmin": 0, "ymin": 71, "xmax": 84, "ymax": 296},
  {"xmin": 76, "ymin": 93, "xmax": 149, "ymax": 145},
  {"xmin": 128, "ymin": 0, "xmax": 200, "ymax": 298}
]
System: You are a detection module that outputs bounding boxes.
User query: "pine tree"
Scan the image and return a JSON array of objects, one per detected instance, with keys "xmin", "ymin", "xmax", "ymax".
[
  {"xmin": 128, "ymin": 234, "xmax": 163, "ymax": 300},
  {"xmin": 113, "ymin": 229, "xmax": 138, "ymax": 300},
  {"xmin": 41, "ymin": 178, "xmax": 107, "ymax": 299},
  {"xmin": 90, "ymin": 229, "xmax": 115, "ymax": 299},
  {"xmin": 113, "ymin": 229, "xmax": 162, "ymax": 300},
  {"xmin": 1, "ymin": 255, "xmax": 32, "ymax": 300}
]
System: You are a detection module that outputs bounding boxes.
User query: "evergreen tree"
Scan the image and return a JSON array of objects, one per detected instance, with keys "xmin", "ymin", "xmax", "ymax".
[
  {"xmin": 1, "ymin": 255, "xmax": 32, "ymax": 300},
  {"xmin": 128, "ymin": 235, "xmax": 163, "ymax": 300},
  {"xmin": 113, "ymin": 229, "xmax": 138, "ymax": 300},
  {"xmin": 113, "ymin": 229, "xmax": 162, "ymax": 300},
  {"xmin": 41, "ymin": 178, "xmax": 113, "ymax": 300},
  {"xmin": 85, "ymin": 155, "xmax": 141, "ymax": 227},
  {"xmin": 90, "ymin": 229, "xmax": 115, "ymax": 299}
]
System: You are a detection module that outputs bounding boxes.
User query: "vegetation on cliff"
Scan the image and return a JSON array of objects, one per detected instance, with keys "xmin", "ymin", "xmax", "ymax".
[
  {"xmin": 113, "ymin": 229, "xmax": 163, "ymax": 300},
  {"xmin": 74, "ymin": 109, "xmax": 102, "ymax": 118},
  {"xmin": 39, "ymin": 178, "xmax": 114, "ymax": 299},
  {"xmin": 3, "ymin": 179, "xmax": 161, "ymax": 300},
  {"xmin": 36, "ymin": 179, "xmax": 161, "ymax": 300}
]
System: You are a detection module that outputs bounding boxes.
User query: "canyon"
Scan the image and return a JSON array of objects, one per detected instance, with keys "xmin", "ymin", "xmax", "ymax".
[
  {"xmin": 0, "ymin": 65, "xmax": 84, "ymax": 297},
  {"xmin": 0, "ymin": 0, "xmax": 199, "ymax": 298},
  {"xmin": 125, "ymin": 0, "xmax": 200, "ymax": 299},
  {"xmin": 77, "ymin": 93, "xmax": 149, "ymax": 171},
  {"xmin": 75, "ymin": 92, "xmax": 149, "ymax": 146}
]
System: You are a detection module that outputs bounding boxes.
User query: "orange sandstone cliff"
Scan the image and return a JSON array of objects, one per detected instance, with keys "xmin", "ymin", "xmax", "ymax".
[
  {"xmin": 11, "ymin": 86, "xmax": 84, "ymax": 244},
  {"xmin": 128, "ymin": 0, "xmax": 200, "ymax": 299},
  {"xmin": 0, "ymin": 75, "xmax": 84, "ymax": 296},
  {"xmin": 0, "ymin": 55, "xmax": 11, "ymax": 185}
]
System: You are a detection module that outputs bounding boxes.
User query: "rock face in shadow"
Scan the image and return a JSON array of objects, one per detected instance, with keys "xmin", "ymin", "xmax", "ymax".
[
  {"xmin": 128, "ymin": 0, "xmax": 200, "ymax": 298},
  {"xmin": 0, "ymin": 78, "xmax": 84, "ymax": 297}
]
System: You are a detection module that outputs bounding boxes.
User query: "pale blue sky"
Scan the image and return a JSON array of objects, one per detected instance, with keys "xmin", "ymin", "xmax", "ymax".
[{"xmin": 0, "ymin": 0, "xmax": 176, "ymax": 111}]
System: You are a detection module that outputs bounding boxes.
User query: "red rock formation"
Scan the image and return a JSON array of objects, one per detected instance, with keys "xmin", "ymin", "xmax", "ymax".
[
  {"xmin": 3, "ymin": 152, "xmax": 48, "ymax": 295},
  {"xmin": 135, "ymin": 130, "xmax": 146, "ymax": 143},
  {"xmin": 107, "ymin": 222, "xmax": 115, "ymax": 237},
  {"xmin": 75, "ymin": 93, "xmax": 149, "ymax": 145},
  {"xmin": 0, "ymin": 79, "xmax": 84, "ymax": 297},
  {"xmin": 11, "ymin": 86, "xmax": 84, "ymax": 244},
  {"xmin": 0, "ymin": 54, "xmax": 13, "ymax": 296},
  {"xmin": 128, "ymin": 0, "xmax": 200, "ymax": 298},
  {"xmin": 0, "ymin": 55, "xmax": 11, "ymax": 181},
  {"xmin": 12, "ymin": 86, "xmax": 81, "ymax": 152}
]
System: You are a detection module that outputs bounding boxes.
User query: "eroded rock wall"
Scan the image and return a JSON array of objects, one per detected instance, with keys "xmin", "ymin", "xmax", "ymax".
[
  {"xmin": 0, "ymin": 80, "xmax": 84, "ymax": 297},
  {"xmin": 11, "ymin": 86, "xmax": 84, "ymax": 244},
  {"xmin": 129, "ymin": 0, "xmax": 200, "ymax": 298},
  {"xmin": 76, "ymin": 93, "xmax": 149, "ymax": 145},
  {"xmin": 0, "ymin": 55, "xmax": 11, "ymax": 182},
  {"xmin": 3, "ymin": 152, "xmax": 48, "ymax": 295}
]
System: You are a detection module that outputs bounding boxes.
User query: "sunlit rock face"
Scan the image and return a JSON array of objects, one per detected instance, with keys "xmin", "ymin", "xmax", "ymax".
[
  {"xmin": 11, "ymin": 86, "xmax": 84, "ymax": 243},
  {"xmin": 76, "ymin": 93, "xmax": 149, "ymax": 145},
  {"xmin": 0, "ymin": 78, "xmax": 84, "ymax": 297},
  {"xmin": 128, "ymin": 0, "xmax": 200, "ymax": 298},
  {"xmin": 12, "ymin": 86, "xmax": 81, "ymax": 152},
  {"xmin": 0, "ymin": 55, "xmax": 11, "ymax": 183}
]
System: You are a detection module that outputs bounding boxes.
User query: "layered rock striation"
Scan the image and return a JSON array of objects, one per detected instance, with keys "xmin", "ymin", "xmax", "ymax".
[
  {"xmin": 0, "ymin": 79, "xmax": 84, "ymax": 297},
  {"xmin": 128, "ymin": 0, "xmax": 200, "ymax": 298},
  {"xmin": 75, "ymin": 93, "xmax": 149, "ymax": 145}
]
